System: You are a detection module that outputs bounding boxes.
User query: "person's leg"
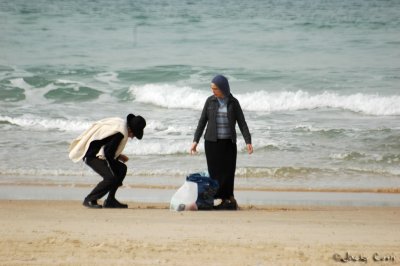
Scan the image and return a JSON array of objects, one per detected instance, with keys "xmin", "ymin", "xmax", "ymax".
[
  {"xmin": 213, "ymin": 140, "xmax": 236, "ymax": 200},
  {"xmin": 205, "ymin": 140, "xmax": 217, "ymax": 178},
  {"xmin": 106, "ymin": 161, "xmax": 127, "ymax": 201},
  {"xmin": 213, "ymin": 140, "xmax": 238, "ymax": 210},
  {"xmin": 223, "ymin": 140, "xmax": 237, "ymax": 199},
  {"xmin": 205, "ymin": 140, "xmax": 224, "ymax": 199},
  {"xmin": 85, "ymin": 158, "xmax": 116, "ymax": 202}
]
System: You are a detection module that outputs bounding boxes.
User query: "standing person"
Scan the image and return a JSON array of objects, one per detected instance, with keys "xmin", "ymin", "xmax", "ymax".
[
  {"xmin": 190, "ymin": 75, "xmax": 253, "ymax": 210},
  {"xmin": 69, "ymin": 114, "xmax": 146, "ymax": 209}
]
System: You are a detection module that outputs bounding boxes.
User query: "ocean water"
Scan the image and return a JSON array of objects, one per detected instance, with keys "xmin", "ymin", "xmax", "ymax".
[{"xmin": 1, "ymin": 0, "xmax": 400, "ymax": 191}]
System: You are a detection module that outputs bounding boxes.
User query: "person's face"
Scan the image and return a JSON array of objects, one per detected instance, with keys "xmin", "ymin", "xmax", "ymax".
[{"xmin": 211, "ymin": 83, "xmax": 224, "ymax": 98}]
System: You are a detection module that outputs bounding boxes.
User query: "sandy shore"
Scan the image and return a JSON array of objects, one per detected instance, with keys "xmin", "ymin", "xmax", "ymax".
[{"xmin": 0, "ymin": 200, "xmax": 399, "ymax": 266}]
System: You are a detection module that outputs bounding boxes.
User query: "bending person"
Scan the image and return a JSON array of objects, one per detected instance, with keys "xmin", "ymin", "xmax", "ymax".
[{"xmin": 69, "ymin": 114, "xmax": 146, "ymax": 209}]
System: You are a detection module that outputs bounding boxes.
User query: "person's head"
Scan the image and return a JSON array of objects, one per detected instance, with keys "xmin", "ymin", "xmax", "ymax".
[
  {"xmin": 211, "ymin": 75, "xmax": 230, "ymax": 99},
  {"xmin": 127, "ymin": 114, "xmax": 146, "ymax": 139}
]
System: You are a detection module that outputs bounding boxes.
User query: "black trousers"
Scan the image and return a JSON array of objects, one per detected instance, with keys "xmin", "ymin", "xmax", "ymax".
[
  {"xmin": 205, "ymin": 139, "xmax": 237, "ymax": 200},
  {"xmin": 84, "ymin": 157, "xmax": 127, "ymax": 201}
]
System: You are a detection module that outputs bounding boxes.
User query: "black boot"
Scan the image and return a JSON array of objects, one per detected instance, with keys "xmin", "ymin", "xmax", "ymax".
[
  {"xmin": 83, "ymin": 198, "xmax": 102, "ymax": 209},
  {"xmin": 214, "ymin": 197, "xmax": 238, "ymax": 210},
  {"xmin": 103, "ymin": 198, "xmax": 128, "ymax": 208}
]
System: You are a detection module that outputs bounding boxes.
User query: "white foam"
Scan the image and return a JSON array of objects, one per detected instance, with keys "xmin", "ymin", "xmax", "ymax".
[
  {"xmin": 239, "ymin": 90, "xmax": 400, "ymax": 115},
  {"xmin": 9, "ymin": 78, "xmax": 32, "ymax": 90},
  {"xmin": 330, "ymin": 152, "xmax": 365, "ymax": 160},
  {"xmin": 0, "ymin": 115, "xmax": 91, "ymax": 132},
  {"xmin": 130, "ymin": 85, "xmax": 400, "ymax": 116},
  {"xmin": 123, "ymin": 137, "xmax": 281, "ymax": 156},
  {"xmin": 125, "ymin": 139, "xmax": 199, "ymax": 155},
  {"xmin": 144, "ymin": 120, "xmax": 194, "ymax": 135},
  {"xmin": 94, "ymin": 72, "xmax": 119, "ymax": 84},
  {"xmin": 130, "ymin": 84, "xmax": 208, "ymax": 110},
  {"xmin": 56, "ymin": 79, "xmax": 84, "ymax": 85}
]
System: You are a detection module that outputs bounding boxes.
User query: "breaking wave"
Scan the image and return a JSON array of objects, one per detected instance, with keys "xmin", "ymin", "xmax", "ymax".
[{"xmin": 130, "ymin": 85, "xmax": 400, "ymax": 116}]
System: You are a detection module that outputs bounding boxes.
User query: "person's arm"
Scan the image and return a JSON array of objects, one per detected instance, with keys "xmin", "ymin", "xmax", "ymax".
[
  {"xmin": 191, "ymin": 98, "xmax": 209, "ymax": 154},
  {"xmin": 103, "ymin": 133, "xmax": 124, "ymax": 161},
  {"xmin": 235, "ymin": 100, "xmax": 253, "ymax": 154}
]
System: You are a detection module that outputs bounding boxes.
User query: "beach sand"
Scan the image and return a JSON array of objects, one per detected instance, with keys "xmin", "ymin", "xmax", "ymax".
[{"xmin": 0, "ymin": 200, "xmax": 399, "ymax": 265}]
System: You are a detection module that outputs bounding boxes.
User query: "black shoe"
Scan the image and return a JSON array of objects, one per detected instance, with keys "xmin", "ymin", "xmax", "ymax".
[
  {"xmin": 103, "ymin": 198, "xmax": 128, "ymax": 209},
  {"xmin": 214, "ymin": 198, "xmax": 238, "ymax": 211},
  {"xmin": 83, "ymin": 199, "xmax": 102, "ymax": 209}
]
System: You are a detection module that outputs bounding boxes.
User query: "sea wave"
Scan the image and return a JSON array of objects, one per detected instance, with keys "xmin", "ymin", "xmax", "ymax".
[
  {"xmin": 330, "ymin": 152, "xmax": 366, "ymax": 161},
  {"xmin": 94, "ymin": 72, "xmax": 119, "ymax": 84},
  {"xmin": 44, "ymin": 86, "xmax": 102, "ymax": 102},
  {"xmin": 0, "ymin": 115, "xmax": 195, "ymax": 136},
  {"xmin": 10, "ymin": 78, "xmax": 32, "ymax": 90},
  {"xmin": 331, "ymin": 152, "xmax": 400, "ymax": 165},
  {"xmin": 0, "ymin": 115, "xmax": 91, "ymax": 132},
  {"xmin": 125, "ymin": 138, "xmax": 278, "ymax": 155},
  {"xmin": 130, "ymin": 84, "xmax": 207, "ymax": 109},
  {"xmin": 0, "ymin": 113, "xmax": 281, "ymax": 155},
  {"xmin": 130, "ymin": 85, "xmax": 400, "ymax": 116},
  {"xmin": 1, "ymin": 77, "xmax": 104, "ymax": 103},
  {"xmin": 125, "ymin": 140, "xmax": 193, "ymax": 155}
]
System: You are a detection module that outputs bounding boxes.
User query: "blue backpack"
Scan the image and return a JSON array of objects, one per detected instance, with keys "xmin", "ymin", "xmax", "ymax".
[{"xmin": 186, "ymin": 172, "xmax": 219, "ymax": 210}]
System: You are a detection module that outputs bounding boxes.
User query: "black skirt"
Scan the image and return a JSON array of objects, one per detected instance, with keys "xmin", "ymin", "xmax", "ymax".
[{"xmin": 204, "ymin": 139, "xmax": 237, "ymax": 200}]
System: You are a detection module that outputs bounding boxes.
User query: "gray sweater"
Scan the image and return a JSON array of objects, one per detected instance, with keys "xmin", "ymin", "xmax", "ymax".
[{"xmin": 193, "ymin": 94, "xmax": 252, "ymax": 144}]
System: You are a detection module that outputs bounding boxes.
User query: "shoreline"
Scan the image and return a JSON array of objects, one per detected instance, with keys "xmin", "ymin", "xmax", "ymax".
[
  {"xmin": 1, "ymin": 200, "xmax": 399, "ymax": 265},
  {"xmin": 1, "ymin": 184, "xmax": 400, "ymax": 207}
]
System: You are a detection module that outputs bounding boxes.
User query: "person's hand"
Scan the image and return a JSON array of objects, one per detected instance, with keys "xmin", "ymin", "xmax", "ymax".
[
  {"xmin": 247, "ymin": 144, "xmax": 253, "ymax": 154},
  {"xmin": 190, "ymin": 142, "xmax": 198, "ymax": 155},
  {"xmin": 118, "ymin": 154, "xmax": 129, "ymax": 163}
]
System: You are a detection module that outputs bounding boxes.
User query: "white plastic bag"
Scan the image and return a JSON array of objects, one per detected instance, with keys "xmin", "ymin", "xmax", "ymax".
[{"xmin": 170, "ymin": 181, "xmax": 198, "ymax": 211}]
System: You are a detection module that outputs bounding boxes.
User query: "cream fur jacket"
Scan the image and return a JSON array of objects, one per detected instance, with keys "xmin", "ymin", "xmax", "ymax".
[{"xmin": 68, "ymin": 117, "xmax": 129, "ymax": 163}]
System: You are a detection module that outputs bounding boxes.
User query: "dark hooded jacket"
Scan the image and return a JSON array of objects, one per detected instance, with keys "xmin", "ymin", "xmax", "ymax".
[{"xmin": 193, "ymin": 94, "xmax": 251, "ymax": 144}]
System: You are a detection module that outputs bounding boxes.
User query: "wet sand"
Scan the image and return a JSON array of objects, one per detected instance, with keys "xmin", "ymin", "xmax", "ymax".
[
  {"xmin": 0, "ymin": 200, "xmax": 399, "ymax": 265},
  {"xmin": 1, "ymin": 184, "xmax": 400, "ymax": 207}
]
